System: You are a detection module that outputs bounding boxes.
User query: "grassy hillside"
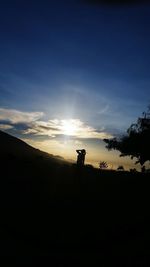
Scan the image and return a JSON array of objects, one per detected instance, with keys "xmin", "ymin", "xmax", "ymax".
[{"xmin": 0, "ymin": 130, "xmax": 150, "ymax": 266}]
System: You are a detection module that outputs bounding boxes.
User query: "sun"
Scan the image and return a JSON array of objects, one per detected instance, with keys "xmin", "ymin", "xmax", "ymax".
[{"xmin": 62, "ymin": 120, "xmax": 78, "ymax": 136}]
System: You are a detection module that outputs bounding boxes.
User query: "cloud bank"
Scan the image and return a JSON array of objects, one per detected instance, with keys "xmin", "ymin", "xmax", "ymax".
[
  {"xmin": 0, "ymin": 108, "xmax": 43, "ymax": 124},
  {"xmin": 0, "ymin": 108, "xmax": 113, "ymax": 140}
]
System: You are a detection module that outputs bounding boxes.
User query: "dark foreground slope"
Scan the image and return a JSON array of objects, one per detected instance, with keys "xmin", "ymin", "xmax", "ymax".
[
  {"xmin": 0, "ymin": 130, "xmax": 66, "ymax": 163},
  {"xmin": 0, "ymin": 130, "xmax": 150, "ymax": 266}
]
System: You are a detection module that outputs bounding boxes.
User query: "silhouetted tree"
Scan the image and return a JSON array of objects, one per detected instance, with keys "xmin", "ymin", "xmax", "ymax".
[
  {"xmin": 104, "ymin": 106, "xmax": 150, "ymax": 166},
  {"xmin": 117, "ymin": 165, "xmax": 124, "ymax": 171},
  {"xmin": 130, "ymin": 168, "xmax": 137, "ymax": 173},
  {"xmin": 99, "ymin": 161, "xmax": 108, "ymax": 169}
]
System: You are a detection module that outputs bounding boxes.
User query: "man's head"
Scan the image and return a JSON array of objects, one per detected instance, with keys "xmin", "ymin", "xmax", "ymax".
[{"xmin": 82, "ymin": 149, "xmax": 86, "ymax": 154}]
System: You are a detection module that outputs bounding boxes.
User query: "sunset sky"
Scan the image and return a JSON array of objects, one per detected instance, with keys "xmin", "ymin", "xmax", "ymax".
[{"xmin": 0, "ymin": 0, "xmax": 150, "ymax": 169}]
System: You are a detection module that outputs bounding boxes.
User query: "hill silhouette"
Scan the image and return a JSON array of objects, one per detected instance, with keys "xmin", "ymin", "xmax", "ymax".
[
  {"xmin": 1, "ymin": 130, "xmax": 150, "ymax": 266},
  {"xmin": 0, "ymin": 130, "xmax": 67, "ymax": 164}
]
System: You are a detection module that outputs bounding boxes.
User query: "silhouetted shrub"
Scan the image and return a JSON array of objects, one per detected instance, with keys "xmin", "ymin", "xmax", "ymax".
[
  {"xmin": 117, "ymin": 165, "xmax": 124, "ymax": 171},
  {"xmin": 99, "ymin": 161, "xmax": 108, "ymax": 169}
]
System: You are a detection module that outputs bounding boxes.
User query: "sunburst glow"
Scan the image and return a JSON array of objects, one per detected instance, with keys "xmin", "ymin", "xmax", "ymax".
[{"xmin": 61, "ymin": 120, "xmax": 78, "ymax": 136}]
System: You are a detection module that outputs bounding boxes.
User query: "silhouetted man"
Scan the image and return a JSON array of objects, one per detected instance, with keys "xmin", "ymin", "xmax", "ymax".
[{"xmin": 76, "ymin": 149, "xmax": 86, "ymax": 166}]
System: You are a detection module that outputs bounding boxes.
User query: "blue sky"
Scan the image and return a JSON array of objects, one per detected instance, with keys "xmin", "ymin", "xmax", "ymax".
[{"xmin": 0, "ymin": 0, "xmax": 150, "ymax": 169}]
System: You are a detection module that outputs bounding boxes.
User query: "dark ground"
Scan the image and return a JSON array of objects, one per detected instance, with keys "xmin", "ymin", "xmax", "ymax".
[{"xmin": 0, "ymin": 130, "xmax": 150, "ymax": 266}]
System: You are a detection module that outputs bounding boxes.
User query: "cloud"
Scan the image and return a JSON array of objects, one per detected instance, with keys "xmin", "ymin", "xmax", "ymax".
[
  {"xmin": 23, "ymin": 138, "xmax": 66, "ymax": 150},
  {"xmin": 23, "ymin": 118, "xmax": 113, "ymax": 139},
  {"xmin": 0, "ymin": 124, "xmax": 14, "ymax": 130},
  {"xmin": 0, "ymin": 108, "xmax": 44, "ymax": 124},
  {"xmin": 0, "ymin": 108, "xmax": 113, "ymax": 139},
  {"xmin": 22, "ymin": 138, "xmax": 69, "ymax": 159}
]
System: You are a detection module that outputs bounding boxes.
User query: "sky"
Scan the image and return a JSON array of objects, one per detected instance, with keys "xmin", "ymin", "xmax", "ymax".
[{"xmin": 0, "ymin": 0, "xmax": 150, "ymax": 169}]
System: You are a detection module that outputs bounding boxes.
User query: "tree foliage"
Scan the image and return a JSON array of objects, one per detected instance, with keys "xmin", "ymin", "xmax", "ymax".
[
  {"xmin": 117, "ymin": 165, "xmax": 124, "ymax": 171},
  {"xmin": 99, "ymin": 161, "xmax": 108, "ymax": 169},
  {"xmin": 104, "ymin": 106, "xmax": 150, "ymax": 166}
]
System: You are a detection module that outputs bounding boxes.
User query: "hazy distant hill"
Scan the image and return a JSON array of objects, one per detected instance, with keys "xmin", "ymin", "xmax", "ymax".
[{"xmin": 0, "ymin": 130, "xmax": 66, "ymax": 164}]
